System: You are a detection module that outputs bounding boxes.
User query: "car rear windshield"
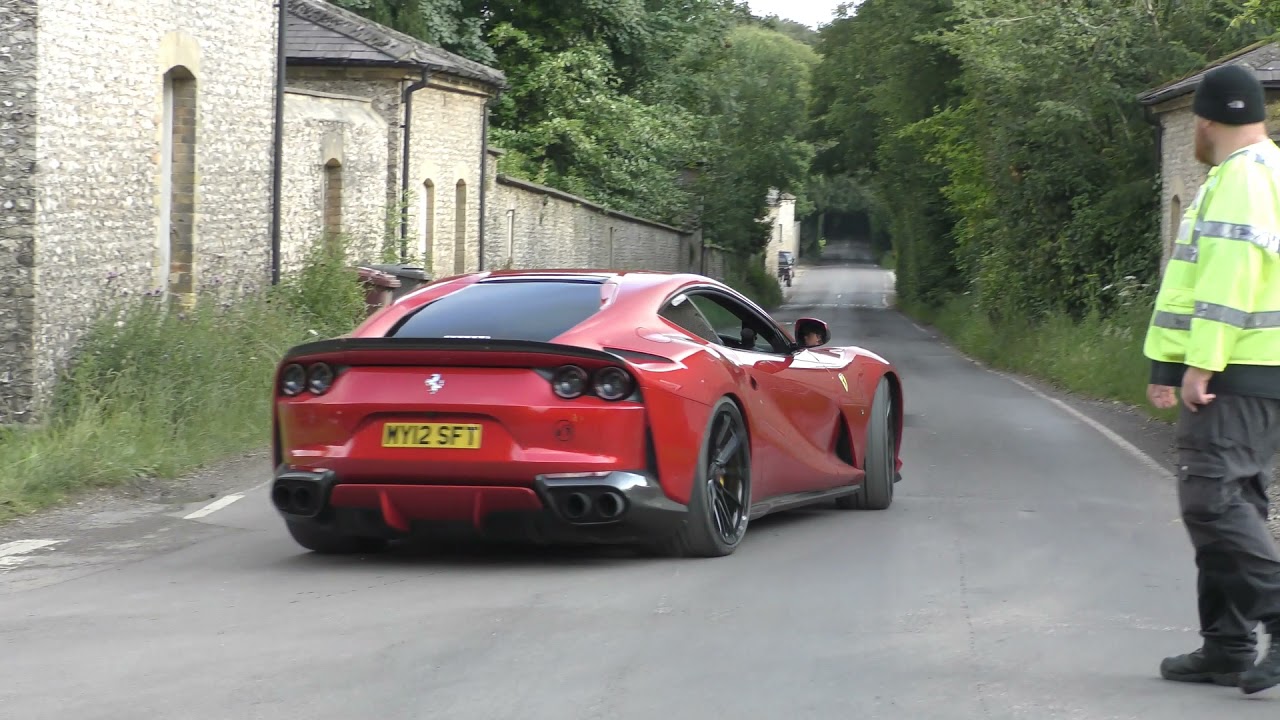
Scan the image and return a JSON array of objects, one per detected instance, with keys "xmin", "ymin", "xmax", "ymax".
[{"xmin": 389, "ymin": 279, "xmax": 606, "ymax": 342}]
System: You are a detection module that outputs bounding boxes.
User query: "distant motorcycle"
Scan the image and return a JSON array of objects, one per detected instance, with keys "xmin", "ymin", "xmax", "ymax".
[{"xmin": 777, "ymin": 251, "xmax": 795, "ymax": 287}]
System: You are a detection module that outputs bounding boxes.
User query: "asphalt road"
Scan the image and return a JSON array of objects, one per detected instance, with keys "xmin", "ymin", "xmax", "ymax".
[{"xmin": 2, "ymin": 247, "xmax": 1276, "ymax": 718}]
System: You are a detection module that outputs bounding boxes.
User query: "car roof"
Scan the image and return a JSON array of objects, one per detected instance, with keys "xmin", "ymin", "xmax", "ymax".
[
  {"xmin": 359, "ymin": 267, "xmax": 777, "ymax": 340},
  {"xmin": 467, "ymin": 268, "xmax": 718, "ymax": 294}
]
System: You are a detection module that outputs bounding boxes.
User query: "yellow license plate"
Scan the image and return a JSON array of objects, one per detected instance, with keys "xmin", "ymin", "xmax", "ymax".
[{"xmin": 381, "ymin": 423, "xmax": 483, "ymax": 449}]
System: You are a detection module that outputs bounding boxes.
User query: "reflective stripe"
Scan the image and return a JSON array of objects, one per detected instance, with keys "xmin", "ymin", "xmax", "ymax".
[
  {"xmin": 1170, "ymin": 218, "xmax": 1280, "ymax": 265},
  {"xmin": 1236, "ymin": 147, "xmax": 1280, "ymax": 170},
  {"xmin": 1172, "ymin": 146, "xmax": 1280, "ymax": 263},
  {"xmin": 1198, "ymin": 220, "xmax": 1280, "ymax": 253},
  {"xmin": 1153, "ymin": 302, "xmax": 1280, "ymax": 331}
]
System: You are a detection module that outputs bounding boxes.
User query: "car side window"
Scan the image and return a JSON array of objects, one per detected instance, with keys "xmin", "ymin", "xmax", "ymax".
[
  {"xmin": 685, "ymin": 292, "xmax": 791, "ymax": 355},
  {"xmin": 658, "ymin": 294, "xmax": 720, "ymax": 343}
]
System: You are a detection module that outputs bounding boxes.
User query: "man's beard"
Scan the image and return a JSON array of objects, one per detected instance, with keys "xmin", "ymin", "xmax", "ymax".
[{"xmin": 1194, "ymin": 133, "xmax": 1214, "ymax": 166}]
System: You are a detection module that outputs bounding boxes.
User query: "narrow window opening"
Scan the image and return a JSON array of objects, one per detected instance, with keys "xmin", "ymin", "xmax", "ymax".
[
  {"xmin": 506, "ymin": 209, "xmax": 515, "ymax": 265},
  {"xmin": 161, "ymin": 67, "xmax": 197, "ymax": 304},
  {"xmin": 454, "ymin": 180, "xmax": 468, "ymax": 273},
  {"xmin": 323, "ymin": 159, "xmax": 343, "ymax": 246},
  {"xmin": 420, "ymin": 179, "xmax": 435, "ymax": 265}
]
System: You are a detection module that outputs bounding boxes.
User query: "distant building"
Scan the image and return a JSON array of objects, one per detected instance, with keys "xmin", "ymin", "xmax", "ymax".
[
  {"xmin": 1138, "ymin": 41, "xmax": 1280, "ymax": 270},
  {"xmin": 763, "ymin": 189, "xmax": 800, "ymax": 279}
]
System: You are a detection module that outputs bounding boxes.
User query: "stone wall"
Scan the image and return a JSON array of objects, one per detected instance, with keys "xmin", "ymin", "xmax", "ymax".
[
  {"xmin": 28, "ymin": 0, "xmax": 277, "ymax": 413},
  {"xmin": 0, "ymin": 0, "xmax": 38, "ymax": 421},
  {"xmin": 280, "ymin": 88, "xmax": 390, "ymax": 272},
  {"xmin": 481, "ymin": 150, "xmax": 725, "ymax": 280},
  {"xmin": 404, "ymin": 79, "xmax": 490, "ymax": 278}
]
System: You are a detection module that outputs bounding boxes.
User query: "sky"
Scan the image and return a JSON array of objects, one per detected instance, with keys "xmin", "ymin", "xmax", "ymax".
[{"xmin": 747, "ymin": 0, "xmax": 851, "ymax": 29}]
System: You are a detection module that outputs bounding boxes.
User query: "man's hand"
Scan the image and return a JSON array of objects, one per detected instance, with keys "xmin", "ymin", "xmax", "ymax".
[
  {"xmin": 1147, "ymin": 384, "xmax": 1177, "ymax": 409},
  {"xmin": 1181, "ymin": 366, "xmax": 1217, "ymax": 411}
]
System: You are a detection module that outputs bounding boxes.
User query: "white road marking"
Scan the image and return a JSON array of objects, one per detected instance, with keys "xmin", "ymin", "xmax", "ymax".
[
  {"xmin": 183, "ymin": 493, "xmax": 245, "ymax": 520},
  {"xmin": 0, "ymin": 539, "xmax": 65, "ymax": 569},
  {"xmin": 994, "ymin": 372, "xmax": 1174, "ymax": 481}
]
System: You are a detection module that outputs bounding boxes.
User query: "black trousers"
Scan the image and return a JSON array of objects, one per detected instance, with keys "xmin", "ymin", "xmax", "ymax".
[{"xmin": 1176, "ymin": 393, "xmax": 1280, "ymax": 658}]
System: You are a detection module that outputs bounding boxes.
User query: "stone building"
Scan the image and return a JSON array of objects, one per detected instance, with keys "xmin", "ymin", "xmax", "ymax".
[
  {"xmin": 282, "ymin": 0, "xmax": 506, "ymax": 279},
  {"xmin": 1138, "ymin": 40, "xmax": 1280, "ymax": 270},
  {"xmin": 280, "ymin": 0, "xmax": 719, "ymax": 282},
  {"xmin": 0, "ymin": 0, "xmax": 278, "ymax": 422},
  {"xmin": 0, "ymin": 0, "xmax": 736, "ymax": 423}
]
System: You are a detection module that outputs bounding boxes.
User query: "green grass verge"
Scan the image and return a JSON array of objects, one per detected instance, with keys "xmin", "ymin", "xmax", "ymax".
[
  {"xmin": 0, "ymin": 241, "xmax": 368, "ymax": 524},
  {"xmin": 902, "ymin": 294, "xmax": 1177, "ymax": 424}
]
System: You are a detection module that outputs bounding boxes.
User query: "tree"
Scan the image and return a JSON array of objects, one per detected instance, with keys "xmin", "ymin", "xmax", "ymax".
[
  {"xmin": 331, "ymin": 0, "xmax": 494, "ymax": 63},
  {"xmin": 807, "ymin": 0, "xmax": 1274, "ymax": 316}
]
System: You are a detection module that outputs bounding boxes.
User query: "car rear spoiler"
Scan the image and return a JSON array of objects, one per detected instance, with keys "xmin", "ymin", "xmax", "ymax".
[{"xmin": 280, "ymin": 337, "xmax": 629, "ymax": 368}]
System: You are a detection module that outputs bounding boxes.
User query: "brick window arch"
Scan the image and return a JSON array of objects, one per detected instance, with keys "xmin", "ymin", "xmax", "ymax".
[
  {"xmin": 420, "ymin": 179, "xmax": 435, "ymax": 264},
  {"xmin": 323, "ymin": 158, "xmax": 342, "ymax": 245},
  {"xmin": 453, "ymin": 180, "xmax": 467, "ymax": 273},
  {"xmin": 160, "ymin": 65, "xmax": 196, "ymax": 305}
]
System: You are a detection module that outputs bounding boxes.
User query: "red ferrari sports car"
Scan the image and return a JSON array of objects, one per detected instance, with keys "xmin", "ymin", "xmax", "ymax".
[{"xmin": 270, "ymin": 269, "xmax": 904, "ymax": 557}]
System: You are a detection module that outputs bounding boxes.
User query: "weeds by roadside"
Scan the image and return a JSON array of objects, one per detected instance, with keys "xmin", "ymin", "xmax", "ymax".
[
  {"xmin": 0, "ymin": 239, "xmax": 367, "ymax": 523},
  {"xmin": 903, "ymin": 294, "xmax": 1177, "ymax": 423},
  {"xmin": 728, "ymin": 261, "xmax": 784, "ymax": 310}
]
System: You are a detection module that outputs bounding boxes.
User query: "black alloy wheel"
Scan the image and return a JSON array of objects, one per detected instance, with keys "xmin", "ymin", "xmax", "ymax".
[
  {"xmin": 650, "ymin": 397, "xmax": 752, "ymax": 558},
  {"xmin": 705, "ymin": 405, "xmax": 750, "ymax": 545}
]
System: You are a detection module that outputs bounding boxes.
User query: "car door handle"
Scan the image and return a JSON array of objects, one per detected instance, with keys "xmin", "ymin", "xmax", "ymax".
[{"xmin": 750, "ymin": 376, "xmax": 758, "ymax": 389}]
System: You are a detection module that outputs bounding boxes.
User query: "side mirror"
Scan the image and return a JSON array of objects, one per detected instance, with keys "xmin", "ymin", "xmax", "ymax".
[{"xmin": 794, "ymin": 317, "xmax": 830, "ymax": 349}]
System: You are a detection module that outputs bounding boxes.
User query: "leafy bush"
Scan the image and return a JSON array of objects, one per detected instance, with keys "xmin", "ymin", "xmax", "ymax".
[{"xmin": 725, "ymin": 258, "xmax": 784, "ymax": 311}]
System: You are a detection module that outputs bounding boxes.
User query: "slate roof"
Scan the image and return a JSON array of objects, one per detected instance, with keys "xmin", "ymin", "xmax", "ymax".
[
  {"xmin": 1138, "ymin": 40, "xmax": 1280, "ymax": 106},
  {"xmin": 285, "ymin": 0, "xmax": 506, "ymax": 88}
]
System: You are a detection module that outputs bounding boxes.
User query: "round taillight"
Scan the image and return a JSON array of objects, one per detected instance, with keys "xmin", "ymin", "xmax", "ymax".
[
  {"xmin": 281, "ymin": 364, "xmax": 306, "ymax": 396},
  {"xmin": 552, "ymin": 365, "xmax": 588, "ymax": 399},
  {"xmin": 307, "ymin": 362, "xmax": 334, "ymax": 394},
  {"xmin": 593, "ymin": 367, "xmax": 633, "ymax": 401}
]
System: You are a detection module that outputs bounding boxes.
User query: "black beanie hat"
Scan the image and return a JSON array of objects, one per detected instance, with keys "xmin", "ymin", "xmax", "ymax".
[{"xmin": 1193, "ymin": 64, "xmax": 1266, "ymax": 125}]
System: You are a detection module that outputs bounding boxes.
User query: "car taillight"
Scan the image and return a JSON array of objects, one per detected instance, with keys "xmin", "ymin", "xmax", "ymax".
[
  {"xmin": 307, "ymin": 362, "xmax": 334, "ymax": 394},
  {"xmin": 279, "ymin": 362, "xmax": 336, "ymax": 396},
  {"xmin": 551, "ymin": 365, "xmax": 589, "ymax": 399},
  {"xmin": 592, "ymin": 366, "xmax": 634, "ymax": 401},
  {"xmin": 280, "ymin": 364, "xmax": 306, "ymax": 396}
]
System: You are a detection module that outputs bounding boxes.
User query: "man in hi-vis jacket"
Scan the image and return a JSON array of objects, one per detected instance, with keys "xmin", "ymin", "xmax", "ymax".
[{"xmin": 1144, "ymin": 63, "xmax": 1280, "ymax": 696}]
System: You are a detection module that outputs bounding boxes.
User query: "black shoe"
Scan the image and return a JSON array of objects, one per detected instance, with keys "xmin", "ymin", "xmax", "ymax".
[
  {"xmin": 1240, "ymin": 639, "xmax": 1280, "ymax": 695},
  {"xmin": 1160, "ymin": 647, "xmax": 1254, "ymax": 686}
]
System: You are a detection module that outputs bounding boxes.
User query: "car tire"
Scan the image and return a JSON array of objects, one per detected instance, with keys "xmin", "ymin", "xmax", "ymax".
[
  {"xmin": 836, "ymin": 377, "xmax": 895, "ymax": 511},
  {"xmin": 285, "ymin": 519, "xmax": 389, "ymax": 555},
  {"xmin": 651, "ymin": 397, "xmax": 752, "ymax": 558}
]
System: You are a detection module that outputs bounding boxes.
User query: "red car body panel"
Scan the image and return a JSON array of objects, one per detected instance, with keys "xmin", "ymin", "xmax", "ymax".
[{"xmin": 270, "ymin": 269, "xmax": 903, "ymax": 537}]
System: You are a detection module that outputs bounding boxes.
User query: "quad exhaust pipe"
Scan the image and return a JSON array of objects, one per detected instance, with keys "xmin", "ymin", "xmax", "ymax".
[
  {"xmin": 271, "ymin": 474, "xmax": 329, "ymax": 518},
  {"xmin": 550, "ymin": 487, "xmax": 628, "ymax": 524}
]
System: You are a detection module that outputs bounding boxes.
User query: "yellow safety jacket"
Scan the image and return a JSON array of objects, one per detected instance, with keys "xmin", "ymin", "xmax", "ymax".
[{"xmin": 1144, "ymin": 139, "xmax": 1280, "ymax": 395}]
